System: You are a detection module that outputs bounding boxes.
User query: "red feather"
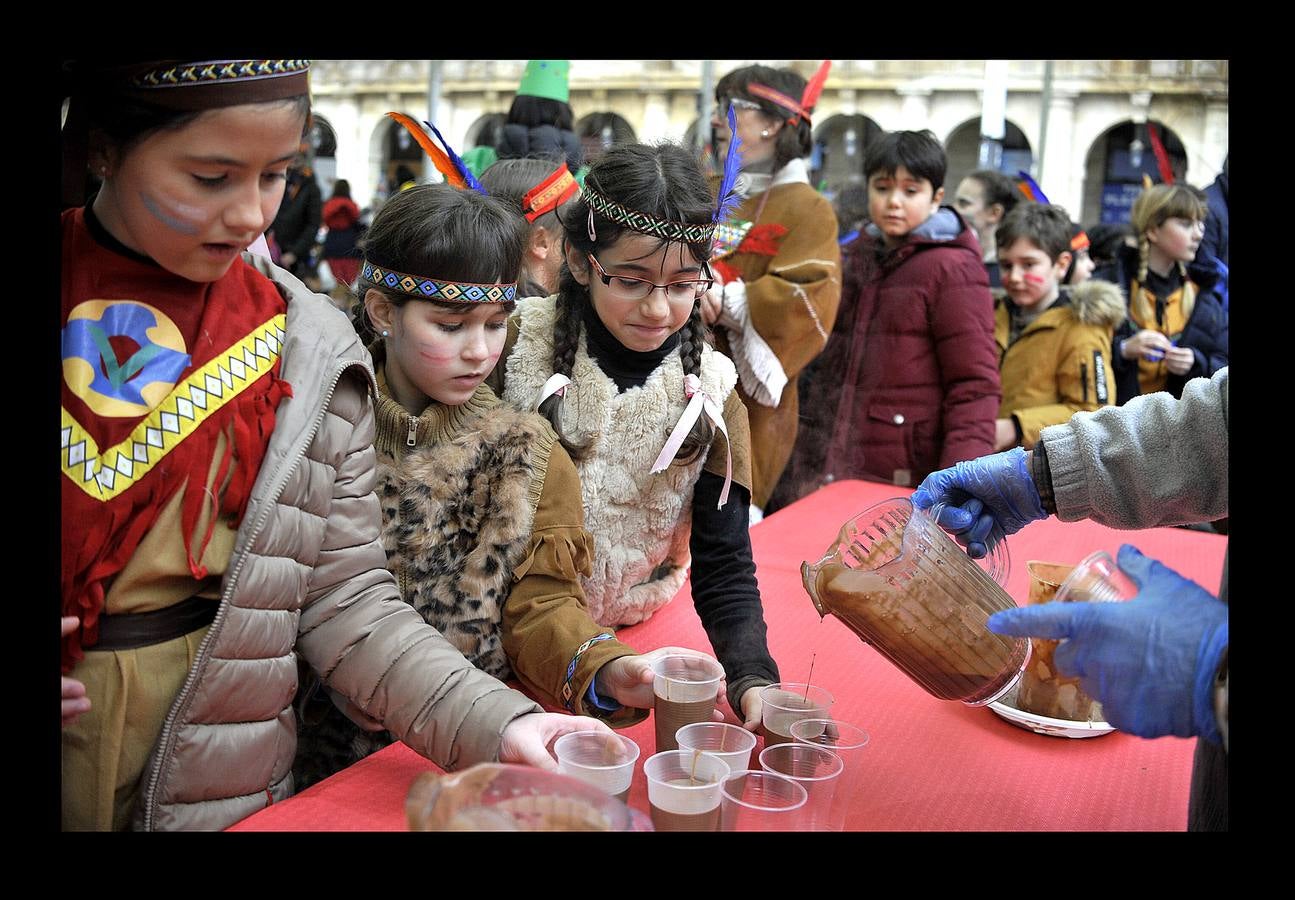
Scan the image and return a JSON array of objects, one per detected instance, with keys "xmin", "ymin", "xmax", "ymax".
[
  {"xmin": 739, "ymin": 224, "xmax": 789, "ymax": 257},
  {"xmin": 800, "ymin": 60, "xmax": 832, "ymax": 115},
  {"xmin": 386, "ymin": 111, "xmax": 467, "ymax": 189}
]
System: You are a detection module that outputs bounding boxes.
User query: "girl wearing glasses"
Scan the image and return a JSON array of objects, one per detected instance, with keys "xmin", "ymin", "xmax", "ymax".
[
  {"xmin": 704, "ymin": 63, "xmax": 841, "ymax": 519},
  {"xmin": 293, "ymin": 182, "xmax": 721, "ymax": 788},
  {"xmin": 493, "ymin": 142, "xmax": 780, "ymax": 731}
]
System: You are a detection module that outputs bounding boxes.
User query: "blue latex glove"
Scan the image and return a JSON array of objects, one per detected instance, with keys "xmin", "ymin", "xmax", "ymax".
[
  {"xmin": 988, "ymin": 545, "xmax": 1228, "ymax": 743},
  {"xmin": 911, "ymin": 448, "xmax": 1047, "ymax": 558}
]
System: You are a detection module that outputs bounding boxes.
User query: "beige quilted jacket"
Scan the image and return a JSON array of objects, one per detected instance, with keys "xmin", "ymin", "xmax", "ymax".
[{"xmin": 131, "ymin": 259, "xmax": 541, "ymax": 831}]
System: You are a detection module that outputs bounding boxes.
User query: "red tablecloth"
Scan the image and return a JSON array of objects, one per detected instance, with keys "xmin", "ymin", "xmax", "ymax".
[{"xmin": 231, "ymin": 479, "xmax": 1227, "ymax": 832}]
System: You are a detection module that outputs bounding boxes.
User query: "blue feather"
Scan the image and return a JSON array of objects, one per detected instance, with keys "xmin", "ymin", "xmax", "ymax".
[
  {"xmin": 712, "ymin": 105, "xmax": 744, "ymax": 224},
  {"xmin": 425, "ymin": 119, "xmax": 488, "ymax": 195}
]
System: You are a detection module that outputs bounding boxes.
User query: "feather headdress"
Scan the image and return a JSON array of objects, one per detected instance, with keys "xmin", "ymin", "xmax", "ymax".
[{"xmin": 386, "ymin": 111, "xmax": 486, "ymax": 194}]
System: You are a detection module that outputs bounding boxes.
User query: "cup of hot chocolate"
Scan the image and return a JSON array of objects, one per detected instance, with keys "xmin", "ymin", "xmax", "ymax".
[
  {"xmin": 652, "ymin": 655, "xmax": 724, "ymax": 752},
  {"xmin": 644, "ymin": 749, "xmax": 730, "ymax": 832},
  {"xmin": 759, "ymin": 683, "xmax": 834, "ymax": 747}
]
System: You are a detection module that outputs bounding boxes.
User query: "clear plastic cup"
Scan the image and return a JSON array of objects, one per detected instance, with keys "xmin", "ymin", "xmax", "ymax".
[
  {"xmin": 719, "ymin": 770, "xmax": 808, "ymax": 832},
  {"xmin": 1018, "ymin": 551, "xmax": 1135, "ymax": 723},
  {"xmin": 676, "ymin": 722, "xmax": 758, "ymax": 775},
  {"xmin": 790, "ymin": 718, "xmax": 870, "ymax": 831},
  {"xmin": 1054, "ymin": 550, "xmax": 1139, "ymax": 604},
  {"xmin": 554, "ymin": 732, "xmax": 640, "ymax": 805},
  {"xmin": 644, "ymin": 749, "xmax": 730, "ymax": 832},
  {"xmin": 759, "ymin": 683, "xmax": 834, "ymax": 747},
  {"xmin": 652, "ymin": 655, "xmax": 724, "ymax": 752},
  {"xmin": 758, "ymin": 743, "xmax": 844, "ymax": 832}
]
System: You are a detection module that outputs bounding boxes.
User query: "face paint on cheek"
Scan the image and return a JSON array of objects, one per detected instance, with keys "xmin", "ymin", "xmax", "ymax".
[
  {"xmin": 140, "ymin": 191, "xmax": 205, "ymax": 236},
  {"xmin": 414, "ymin": 342, "xmax": 459, "ymax": 365},
  {"xmin": 1024, "ymin": 272, "xmax": 1047, "ymax": 285}
]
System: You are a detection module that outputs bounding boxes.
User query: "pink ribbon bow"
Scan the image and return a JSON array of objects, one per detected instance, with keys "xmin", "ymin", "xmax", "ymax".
[
  {"xmin": 537, "ymin": 373, "xmax": 572, "ymax": 408},
  {"xmin": 650, "ymin": 374, "xmax": 732, "ymax": 509}
]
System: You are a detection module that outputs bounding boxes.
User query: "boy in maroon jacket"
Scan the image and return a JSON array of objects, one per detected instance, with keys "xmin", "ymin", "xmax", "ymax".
[{"xmin": 814, "ymin": 130, "xmax": 1000, "ymax": 489}]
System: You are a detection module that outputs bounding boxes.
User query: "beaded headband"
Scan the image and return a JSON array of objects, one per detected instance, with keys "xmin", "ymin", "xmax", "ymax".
[
  {"xmin": 362, "ymin": 261, "xmax": 517, "ymax": 304},
  {"xmin": 130, "ymin": 59, "xmax": 311, "ymax": 89},
  {"xmin": 522, "ymin": 163, "xmax": 580, "ymax": 222},
  {"xmin": 581, "ymin": 181, "xmax": 717, "ymax": 244}
]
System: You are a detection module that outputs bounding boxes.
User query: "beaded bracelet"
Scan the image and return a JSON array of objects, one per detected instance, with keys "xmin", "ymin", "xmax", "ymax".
[{"xmin": 561, "ymin": 632, "xmax": 615, "ymax": 712}]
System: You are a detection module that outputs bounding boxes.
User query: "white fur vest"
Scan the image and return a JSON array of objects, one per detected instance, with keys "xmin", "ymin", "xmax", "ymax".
[{"xmin": 502, "ymin": 295, "xmax": 737, "ymax": 627}]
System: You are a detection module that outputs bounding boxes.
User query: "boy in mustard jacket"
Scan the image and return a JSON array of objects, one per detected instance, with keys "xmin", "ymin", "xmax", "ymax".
[{"xmin": 993, "ymin": 203, "xmax": 1125, "ymax": 450}]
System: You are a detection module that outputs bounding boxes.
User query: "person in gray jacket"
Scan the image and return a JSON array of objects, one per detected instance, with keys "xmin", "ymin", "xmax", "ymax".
[
  {"xmin": 911, "ymin": 367, "xmax": 1228, "ymax": 831},
  {"xmin": 60, "ymin": 58, "xmax": 611, "ymax": 832}
]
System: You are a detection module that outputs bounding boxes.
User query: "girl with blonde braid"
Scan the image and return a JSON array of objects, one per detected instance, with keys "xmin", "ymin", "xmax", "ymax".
[{"xmin": 1097, "ymin": 183, "xmax": 1228, "ymax": 404}]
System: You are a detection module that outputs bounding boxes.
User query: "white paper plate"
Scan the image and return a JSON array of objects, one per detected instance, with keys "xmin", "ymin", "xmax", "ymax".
[{"xmin": 988, "ymin": 683, "xmax": 1116, "ymax": 739}]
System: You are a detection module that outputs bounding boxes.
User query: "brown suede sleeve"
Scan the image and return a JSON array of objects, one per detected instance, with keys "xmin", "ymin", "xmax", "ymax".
[{"xmin": 501, "ymin": 442, "xmax": 646, "ymax": 725}]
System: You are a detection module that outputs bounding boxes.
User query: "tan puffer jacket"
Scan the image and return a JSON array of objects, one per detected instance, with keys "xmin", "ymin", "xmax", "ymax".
[{"xmin": 131, "ymin": 258, "xmax": 541, "ymax": 831}]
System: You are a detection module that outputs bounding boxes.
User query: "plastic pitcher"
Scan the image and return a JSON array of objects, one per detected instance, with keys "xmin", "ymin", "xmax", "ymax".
[{"xmin": 801, "ymin": 497, "xmax": 1029, "ymax": 706}]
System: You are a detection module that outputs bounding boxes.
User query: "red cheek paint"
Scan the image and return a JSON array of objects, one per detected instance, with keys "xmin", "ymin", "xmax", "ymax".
[
  {"xmin": 1024, "ymin": 273, "xmax": 1046, "ymax": 285},
  {"xmin": 415, "ymin": 344, "xmax": 457, "ymax": 364}
]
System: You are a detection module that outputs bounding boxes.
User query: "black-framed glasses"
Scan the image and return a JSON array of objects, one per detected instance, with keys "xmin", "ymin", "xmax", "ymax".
[{"xmin": 586, "ymin": 253, "xmax": 713, "ymax": 304}]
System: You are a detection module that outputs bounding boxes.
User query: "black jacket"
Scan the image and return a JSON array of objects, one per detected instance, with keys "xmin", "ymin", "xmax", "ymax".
[{"xmin": 496, "ymin": 123, "xmax": 583, "ymax": 173}]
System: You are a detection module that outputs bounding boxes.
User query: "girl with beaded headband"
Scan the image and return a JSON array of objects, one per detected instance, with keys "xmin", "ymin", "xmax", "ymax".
[
  {"xmin": 701, "ymin": 62, "xmax": 843, "ymax": 520},
  {"xmin": 492, "ymin": 141, "xmax": 781, "ymax": 731},
  {"xmin": 1094, "ymin": 182, "xmax": 1228, "ymax": 405},
  {"xmin": 59, "ymin": 59, "xmax": 611, "ymax": 831},
  {"xmin": 293, "ymin": 181, "xmax": 721, "ymax": 788}
]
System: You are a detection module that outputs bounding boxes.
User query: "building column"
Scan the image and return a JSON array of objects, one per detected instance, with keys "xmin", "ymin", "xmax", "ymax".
[
  {"xmin": 640, "ymin": 90, "xmax": 671, "ymax": 144},
  {"xmin": 1201, "ymin": 97, "xmax": 1229, "ymax": 178},
  {"xmin": 1039, "ymin": 89, "xmax": 1078, "ymax": 214},
  {"xmin": 896, "ymin": 85, "xmax": 932, "ymax": 131}
]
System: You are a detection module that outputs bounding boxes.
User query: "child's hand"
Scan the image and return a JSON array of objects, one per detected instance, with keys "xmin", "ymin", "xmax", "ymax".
[
  {"xmin": 738, "ymin": 686, "xmax": 763, "ymax": 731},
  {"xmin": 1121, "ymin": 329, "xmax": 1171, "ymax": 361},
  {"xmin": 498, "ymin": 712, "xmax": 614, "ymax": 772},
  {"xmin": 700, "ymin": 282, "xmax": 724, "ymax": 326},
  {"xmin": 594, "ymin": 647, "xmax": 727, "ymax": 714},
  {"xmin": 1164, "ymin": 346, "xmax": 1195, "ymax": 376},
  {"xmin": 992, "ymin": 417, "xmax": 1019, "ymax": 452},
  {"xmin": 61, "ymin": 616, "xmax": 91, "ymax": 727}
]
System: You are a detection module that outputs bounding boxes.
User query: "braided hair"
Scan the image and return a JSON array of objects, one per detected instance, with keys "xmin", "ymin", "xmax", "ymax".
[
  {"xmin": 1129, "ymin": 183, "xmax": 1207, "ymax": 326},
  {"xmin": 545, "ymin": 142, "xmax": 717, "ymax": 463}
]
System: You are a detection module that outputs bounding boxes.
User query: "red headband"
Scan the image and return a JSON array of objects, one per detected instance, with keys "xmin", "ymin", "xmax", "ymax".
[
  {"xmin": 747, "ymin": 60, "xmax": 831, "ymax": 127},
  {"xmin": 521, "ymin": 163, "xmax": 579, "ymax": 222},
  {"xmin": 1070, "ymin": 231, "xmax": 1091, "ymax": 252}
]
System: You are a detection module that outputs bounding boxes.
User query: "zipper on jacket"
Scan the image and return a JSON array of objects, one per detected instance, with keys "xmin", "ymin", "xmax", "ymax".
[
  {"xmin": 407, "ymin": 415, "xmax": 418, "ymax": 447},
  {"xmin": 140, "ymin": 358, "xmax": 371, "ymax": 830},
  {"xmin": 1080, "ymin": 362, "xmax": 1089, "ymax": 404}
]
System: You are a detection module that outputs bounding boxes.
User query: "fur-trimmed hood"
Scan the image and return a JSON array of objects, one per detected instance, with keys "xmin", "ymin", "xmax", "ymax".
[{"xmin": 1069, "ymin": 279, "xmax": 1127, "ymax": 328}]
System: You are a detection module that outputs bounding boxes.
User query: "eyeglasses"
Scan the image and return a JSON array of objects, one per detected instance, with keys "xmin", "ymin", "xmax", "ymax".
[
  {"xmin": 717, "ymin": 96, "xmax": 764, "ymax": 117},
  {"xmin": 586, "ymin": 253, "xmax": 713, "ymax": 304}
]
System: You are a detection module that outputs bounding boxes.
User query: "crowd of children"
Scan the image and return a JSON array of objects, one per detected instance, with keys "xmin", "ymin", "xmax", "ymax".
[{"xmin": 60, "ymin": 57, "xmax": 1228, "ymax": 831}]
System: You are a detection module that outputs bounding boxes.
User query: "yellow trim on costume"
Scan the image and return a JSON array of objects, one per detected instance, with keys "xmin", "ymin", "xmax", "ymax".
[{"xmin": 61, "ymin": 315, "xmax": 287, "ymax": 502}]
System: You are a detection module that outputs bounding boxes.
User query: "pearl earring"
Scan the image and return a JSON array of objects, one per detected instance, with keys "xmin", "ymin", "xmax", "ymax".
[
  {"xmin": 381, "ymin": 330, "xmax": 389, "ymax": 337},
  {"xmin": 760, "ymin": 130, "xmax": 770, "ymax": 138}
]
